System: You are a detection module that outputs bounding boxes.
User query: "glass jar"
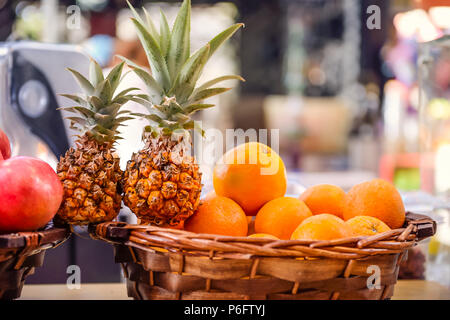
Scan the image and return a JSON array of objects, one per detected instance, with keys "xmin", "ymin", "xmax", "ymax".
[
  {"xmin": 418, "ymin": 35, "xmax": 450, "ymax": 287},
  {"xmin": 419, "ymin": 35, "xmax": 450, "ymax": 201}
]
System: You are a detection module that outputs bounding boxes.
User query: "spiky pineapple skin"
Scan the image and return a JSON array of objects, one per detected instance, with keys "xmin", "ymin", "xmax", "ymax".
[
  {"xmin": 123, "ymin": 136, "xmax": 202, "ymax": 226},
  {"xmin": 55, "ymin": 135, "xmax": 123, "ymax": 225}
]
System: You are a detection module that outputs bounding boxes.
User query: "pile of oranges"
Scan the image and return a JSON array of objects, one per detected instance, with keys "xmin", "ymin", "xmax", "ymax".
[{"xmin": 182, "ymin": 142, "xmax": 406, "ymax": 241}]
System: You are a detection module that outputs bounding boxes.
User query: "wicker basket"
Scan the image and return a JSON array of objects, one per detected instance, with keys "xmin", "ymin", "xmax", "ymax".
[
  {"xmin": 0, "ymin": 223, "xmax": 70, "ymax": 300},
  {"xmin": 90, "ymin": 212, "xmax": 435, "ymax": 300}
]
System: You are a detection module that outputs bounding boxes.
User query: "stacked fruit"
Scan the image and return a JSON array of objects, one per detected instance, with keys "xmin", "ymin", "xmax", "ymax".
[
  {"xmin": 0, "ymin": 128, "xmax": 63, "ymax": 233},
  {"xmin": 1, "ymin": 0, "xmax": 408, "ymax": 243},
  {"xmin": 56, "ymin": 0, "xmax": 244, "ymax": 227},
  {"xmin": 181, "ymin": 141, "xmax": 406, "ymax": 240},
  {"xmin": 55, "ymin": 59, "xmax": 137, "ymax": 225},
  {"xmin": 52, "ymin": 0, "xmax": 406, "ymax": 240}
]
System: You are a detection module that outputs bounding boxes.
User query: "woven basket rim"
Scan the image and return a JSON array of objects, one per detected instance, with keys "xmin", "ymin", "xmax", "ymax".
[
  {"xmin": 90, "ymin": 212, "xmax": 436, "ymax": 260},
  {"xmin": 0, "ymin": 223, "xmax": 71, "ymax": 250}
]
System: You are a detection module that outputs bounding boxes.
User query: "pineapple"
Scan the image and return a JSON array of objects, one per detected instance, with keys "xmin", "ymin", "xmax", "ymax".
[
  {"xmin": 56, "ymin": 59, "xmax": 137, "ymax": 225},
  {"xmin": 122, "ymin": 0, "xmax": 244, "ymax": 226}
]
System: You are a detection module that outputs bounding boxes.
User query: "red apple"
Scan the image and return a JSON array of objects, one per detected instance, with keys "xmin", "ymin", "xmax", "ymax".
[
  {"xmin": 0, "ymin": 128, "xmax": 11, "ymax": 160},
  {"xmin": 0, "ymin": 157, "xmax": 63, "ymax": 233}
]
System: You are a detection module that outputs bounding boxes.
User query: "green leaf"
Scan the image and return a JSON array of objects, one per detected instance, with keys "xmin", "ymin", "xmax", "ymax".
[
  {"xmin": 168, "ymin": 102, "xmax": 184, "ymax": 115},
  {"xmin": 99, "ymin": 103, "xmax": 121, "ymax": 116},
  {"xmin": 135, "ymin": 94, "xmax": 152, "ymax": 100},
  {"xmin": 183, "ymin": 103, "xmax": 215, "ymax": 114},
  {"xmin": 89, "ymin": 96, "xmax": 104, "ymax": 110},
  {"xmin": 145, "ymin": 113, "xmax": 165, "ymax": 123},
  {"xmin": 127, "ymin": 0, "xmax": 145, "ymax": 25},
  {"xmin": 58, "ymin": 106, "xmax": 80, "ymax": 114},
  {"xmin": 118, "ymin": 110, "xmax": 133, "ymax": 115},
  {"xmin": 160, "ymin": 9, "xmax": 171, "ymax": 58},
  {"xmin": 143, "ymin": 7, "xmax": 160, "ymax": 40},
  {"xmin": 67, "ymin": 116, "xmax": 89, "ymax": 125},
  {"xmin": 93, "ymin": 112, "xmax": 110, "ymax": 121},
  {"xmin": 89, "ymin": 58, "xmax": 104, "ymax": 87},
  {"xmin": 208, "ymin": 23, "xmax": 244, "ymax": 59},
  {"xmin": 187, "ymin": 87, "xmax": 230, "ymax": 105},
  {"xmin": 59, "ymin": 94, "xmax": 87, "ymax": 105},
  {"xmin": 69, "ymin": 125, "xmax": 83, "ymax": 132},
  {"xmin": 116, "ymin": 55, "xmax": 163, "ymax": 102},
  {"xmin": 116, "ymin": 54, "xmax": 141, "ymax": 69},
  {"xmin": 167, "ymin": 0, "xmax": 191, "ymax": 79},
  {"xmin": 195, "ymin": 75, "xmax": 244, "ymax": 93},
  {"xmin": 171, "ymin": 113, "xmax": 190, "ymax": 123},
  {"xmin": 93, "ymin": 79, "xmax": 106, "ymax": 98},
  {"xmin": 92, "ymin": 124, "xmax": 116, "ymax": 137},
  {"xmin": 66, "ymin": 117, "xmax": 90, "ymax": 128},
  {"xmin": 118, "ymin": 94, "xmax": 141, "ymax": 101},
  {"xmin": 113, "ymin": 97, "xmax": 130, "ymax": 105},
  {"xmin": 105, "ymin": 61, "xmax": 125, "ymax": 94},
  {"xmin": 95, "ymin": 79, "xmax": 112, "ymax": 105},
  {"xmin": 183, "ymin": 120, "xmax": 205, "ymax": 136},
  {"xmin": 115, "ymin": 116, "xmax": 135, "ymax": 123},
  {"xmin": 67, "ymin": 68, "xmax": 94, "ymax": 95},
  {"xmin": 131, "ymin": 18, "xmax": 171, "ymax": 91},
  {"xmin": 73, "ymin": 106, "xmax": 95, "ymax": 118},
  {"xmin": 131, "ymin": 112, "xmax": 149, "ymax": 118},
  {"xmin": 102, "ymin": 81, "xmax": 113, "ymax": 104},
  {"xmin": 170, "ymin": 44, "xmax": 210, "ymax": 102},
  {"xmin": 133, "ymin": 69, "xmax": 163, "ymax": 102},
  {"xmin": 119, "ymin": 69, "xmax": 133, "ymax": 82},
  {"xmin": 130, "ymin": 98, "xmax": 165, "ymax": 119},
  {"xmin": 148, "ymin": 104, "xmax": 166, "ymax": 115},
  {"xmin": 129, "ymin": 96, "xmax": 153, "ymax": 110},
  {"xmin": 95, "ymin": 115, "xmax": 119, "ymax": 130},
  {"xmin": 113, "ymin": 87, "xmax": 140, "ymax": 100}
]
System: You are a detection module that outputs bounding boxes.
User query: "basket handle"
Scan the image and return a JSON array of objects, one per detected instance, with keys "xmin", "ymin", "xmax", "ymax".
[
  {"xmin": 90, "ymin": 221, "xmax": 130, "ymax": 242},
  {"xmin": 13, "ymin": 232, "xmax": 41, "ymax": 270}
]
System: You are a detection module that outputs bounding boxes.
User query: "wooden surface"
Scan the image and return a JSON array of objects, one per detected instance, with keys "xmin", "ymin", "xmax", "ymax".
[{"xmin": 17, "ymin": 280, "xmax": 450, "ymax": 300}]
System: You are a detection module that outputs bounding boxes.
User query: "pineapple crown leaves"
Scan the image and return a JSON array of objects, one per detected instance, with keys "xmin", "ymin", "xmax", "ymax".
[
  {"xmin": 59, "ymin": 58, "xmax": 138, "ymax": 144},
  {"xmin": 124, "ymin": 0, "xmax": 245, "ymax": 137}
]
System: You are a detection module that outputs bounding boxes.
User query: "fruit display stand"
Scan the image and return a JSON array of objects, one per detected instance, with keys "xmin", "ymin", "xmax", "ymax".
[
  {"xmin": 0, "ymin": 223, "xmax": 70, "ymax": 300},
  {"xmin": 89, "ymin": 212, "xmax": 435, "ymax": 300}
]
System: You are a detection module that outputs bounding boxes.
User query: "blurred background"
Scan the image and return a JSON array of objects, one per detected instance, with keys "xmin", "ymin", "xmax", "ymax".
[{"xmin": 0, "ymin": 0, "xmax": 449, "ymax": 287}]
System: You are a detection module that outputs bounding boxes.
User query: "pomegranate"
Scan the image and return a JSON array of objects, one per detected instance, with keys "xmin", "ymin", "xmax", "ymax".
[
  {"xmin": 0, "ymin": 157, "xmax": 63, "ymax": 233},
  {"xmin": 0, "ymin": 128, "xmax": 11, "ymax": 160}
]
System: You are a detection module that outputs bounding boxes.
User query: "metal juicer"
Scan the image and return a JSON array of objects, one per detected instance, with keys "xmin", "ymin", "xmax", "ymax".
[{"xmin": 0, "ymin": 41, "xmax": 89, "ymax": 167}]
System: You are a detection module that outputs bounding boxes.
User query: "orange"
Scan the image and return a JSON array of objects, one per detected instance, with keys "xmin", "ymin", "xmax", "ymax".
[
  {"xmin": 343, "ymin": 179, "xmax": 405, "ymax": 229},
  {"xmin": 254, "ymin": 197, "xmax": 312, "ymax": 240},
  {"xmin": 213, "ymin": 142, "xmax": 287, "ymax": 216},
  {"xmin": 290, "ymin": 214, "xmax": 353, "ymax": 241},
  {"xmin": 299, "ymin": 184, "xmax": 346, "ymax": 218},
  {"xmin": 248, "ymin": 233, "xmax": 279, "ymax": 240},
  {"xmin": 345, "ymin": 216, "xmax": 391, "ymax": 236},
  {"xmin": 184, "ymin": 196, "xmax": 248, "ymax": 236}
]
